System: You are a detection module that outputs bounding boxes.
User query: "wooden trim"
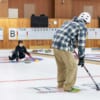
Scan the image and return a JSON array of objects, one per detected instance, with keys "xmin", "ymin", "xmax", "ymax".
[{"xmin": 0, "ymin": 18, "xmax": 99, "ymax": 49}]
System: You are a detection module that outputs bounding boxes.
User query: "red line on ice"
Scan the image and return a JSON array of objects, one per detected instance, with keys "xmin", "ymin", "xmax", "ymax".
[{"xmin": 0, "ymin": 75, "xmax": 100, "ymax": 83}]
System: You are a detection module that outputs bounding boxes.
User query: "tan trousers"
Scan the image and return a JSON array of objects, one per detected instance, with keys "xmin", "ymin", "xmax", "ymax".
[{"xmin": 54, "ymin": 49, "xmax": 77, "ymax": 91}]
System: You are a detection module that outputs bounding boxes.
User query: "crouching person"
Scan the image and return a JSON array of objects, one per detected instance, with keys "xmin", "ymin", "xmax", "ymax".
[{"xmin": 9, "ymin": 40, "xmax": 31, "ymax": 62}]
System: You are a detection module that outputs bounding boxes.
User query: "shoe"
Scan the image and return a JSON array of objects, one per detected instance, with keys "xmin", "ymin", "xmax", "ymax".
[
  {"xmin": 64, "ymin": 87, "xmax": 80, "ymax": 93},
  {"xmin": 67, "ymin": 87, "xmax": 80, "ymax": 93},
  {"xmin": 9, "ymin": 56, "xmax": 12, "ymax": 60}
]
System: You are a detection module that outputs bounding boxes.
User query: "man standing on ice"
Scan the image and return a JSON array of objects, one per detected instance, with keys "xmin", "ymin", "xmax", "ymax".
[{"xmin": 52, "ymin": 12, "xmax": 91, "ymax": 92}]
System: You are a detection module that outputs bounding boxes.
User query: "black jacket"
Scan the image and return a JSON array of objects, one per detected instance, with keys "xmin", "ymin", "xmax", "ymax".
[{"xmin": 14, "ymin": 45, "xmax": 30, "ymax": 58}]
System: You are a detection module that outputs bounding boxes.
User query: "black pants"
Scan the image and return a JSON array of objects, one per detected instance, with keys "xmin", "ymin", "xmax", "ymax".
[{"xmin": 9, "ymin": 51, "xmax": 25, "ymax": 60}]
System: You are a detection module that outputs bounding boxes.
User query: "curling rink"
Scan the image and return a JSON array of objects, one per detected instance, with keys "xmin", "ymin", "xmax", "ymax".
[{"xmin": 0, "ymin": 48, "xmax": 100, "ymax": 100}]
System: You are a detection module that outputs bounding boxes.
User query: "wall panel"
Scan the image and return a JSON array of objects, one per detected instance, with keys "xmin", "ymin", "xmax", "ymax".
[
  {"xmin": 0, "ymin": 18, "xmax": 99, "ymax": 49},
  {"xmin": 0, "ymin": 0, "xmax": 100, "ymax": 18},
  {"xmin": 72, "ymin": 0, "xmax": 100, "ymax": 18},
  {"xmin": 0, "ymin": 0, "xmax": 8, "ymax": 17},
  {"xmin": 8, "ymin": 0, "xmax": 54, "ymax": 18},
  {"xmin": 55, "ymin": 0, "xmax": 72, "ymax": 18}
]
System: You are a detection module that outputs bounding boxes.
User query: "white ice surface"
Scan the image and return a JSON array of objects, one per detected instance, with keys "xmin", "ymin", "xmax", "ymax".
[{"xmin": 0, "ymin": 49, "xmax": 100, "ymax": 100}]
